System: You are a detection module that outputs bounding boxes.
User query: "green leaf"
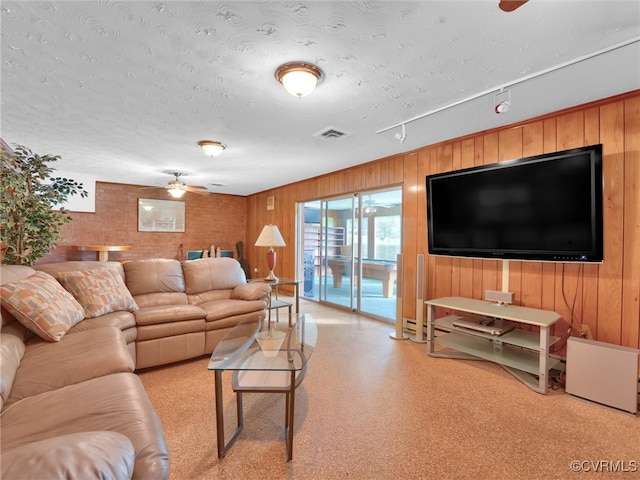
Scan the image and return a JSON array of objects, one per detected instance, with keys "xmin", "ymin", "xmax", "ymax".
[{"xmin": 1, "ymin": 145, "xmax": 88, "ymax": 265}]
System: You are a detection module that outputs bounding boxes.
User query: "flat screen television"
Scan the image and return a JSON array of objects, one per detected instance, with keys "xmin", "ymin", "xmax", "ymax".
[{"xmin": 426, "ymin": 144, "xmax": 603, "ymax": 263}]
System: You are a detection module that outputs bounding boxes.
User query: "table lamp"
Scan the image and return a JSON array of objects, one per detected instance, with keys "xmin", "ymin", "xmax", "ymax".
[{"xmin": 254, "ymin": 224, "xmax": 286, "ymax": 281}]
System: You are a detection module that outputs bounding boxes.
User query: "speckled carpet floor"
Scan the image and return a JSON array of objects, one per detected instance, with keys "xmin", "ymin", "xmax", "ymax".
[{"xmin": 138, "ymin": 298, "xmax": 639, "ymax": 480}]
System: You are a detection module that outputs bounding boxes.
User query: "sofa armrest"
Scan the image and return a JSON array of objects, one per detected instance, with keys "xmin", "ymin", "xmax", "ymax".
[
  {"xmin": 1, "ymin": 431, "xmax": 135, "ymax": 480},
  {"xmin": 231, "ymin": 282, "xmax": 271, "ymax": 301},
  {"xmin": 0, "ymin": 333, "xmax": 25, "ymax": 409}
]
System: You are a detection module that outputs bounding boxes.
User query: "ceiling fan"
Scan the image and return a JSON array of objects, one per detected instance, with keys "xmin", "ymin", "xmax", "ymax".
[
  {"xmin": 361, "ymin": 195, "xmax": 395, "ymax": 214},
  {"xmin": 499, "ymin": 0, "xmax": 529, "ymax": 12},
  {"xmin": 163, "ymin": 171, "xmax": 208, "ymax": 198}
]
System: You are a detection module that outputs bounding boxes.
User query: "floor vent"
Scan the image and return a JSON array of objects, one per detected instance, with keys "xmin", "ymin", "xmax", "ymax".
[{"xmin": 313, "ymin": 126, "xmax": 351, "ymax": 140}]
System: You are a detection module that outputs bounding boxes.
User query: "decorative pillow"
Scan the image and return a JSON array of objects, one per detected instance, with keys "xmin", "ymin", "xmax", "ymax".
[
  {"xmin": 0, "ymin": 271, "xmax": 85, "ymax": 342},
  {"xmin": 56, "ymin": 268, "xmax": 137, "ymax": 318}
]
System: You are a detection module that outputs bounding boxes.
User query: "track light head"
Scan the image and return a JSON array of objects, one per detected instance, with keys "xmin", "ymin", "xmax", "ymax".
[
  {"xmin": 394, "ymin": 124, "xmax": 407, "ymax": 144},
  {"xmin": 495, "ymin": 101, "xmax": 510, "ymax": 114},
  {"xmin": 494, "ymin": 89, "xmax": 511, "ymax": 115}
]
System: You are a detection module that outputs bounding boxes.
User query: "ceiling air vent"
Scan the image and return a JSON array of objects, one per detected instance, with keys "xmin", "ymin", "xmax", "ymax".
[{"xmin": 313, "ymin": 126, "xmax": 351, "ymax": 140}]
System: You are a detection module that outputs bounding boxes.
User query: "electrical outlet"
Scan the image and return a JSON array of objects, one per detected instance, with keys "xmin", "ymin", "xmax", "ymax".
[{"xmin": 580, "ymin": 324, "xmax": 593, "ymax": 339}]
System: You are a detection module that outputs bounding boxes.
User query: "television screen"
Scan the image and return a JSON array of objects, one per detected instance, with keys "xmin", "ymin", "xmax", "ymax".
[{"xmin": 426, "ymin": 144, "xmax": 603, "ymax": 262}]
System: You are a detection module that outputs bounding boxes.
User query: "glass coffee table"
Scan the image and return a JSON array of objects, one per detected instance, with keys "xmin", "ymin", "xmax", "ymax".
[{"xmin": 208, "ymin": 313, "xmax": 317, "ymax": 461}]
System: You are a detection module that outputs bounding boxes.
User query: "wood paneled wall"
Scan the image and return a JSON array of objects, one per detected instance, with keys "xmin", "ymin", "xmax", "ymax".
[{"xmin": 247, "ymin": 91, "xmax": 640, "ymax": 350}]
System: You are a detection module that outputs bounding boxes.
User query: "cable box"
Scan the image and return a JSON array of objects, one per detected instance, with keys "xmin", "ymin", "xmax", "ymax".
[{"xmin": 452, "ymin": 315, "xmax": 515, "ymax": 336}]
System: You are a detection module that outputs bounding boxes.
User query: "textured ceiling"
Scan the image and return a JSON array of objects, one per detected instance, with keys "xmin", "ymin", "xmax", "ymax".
[{"xmin": 1, "ymin": 1, "xmax": 639, "ymax": 196}]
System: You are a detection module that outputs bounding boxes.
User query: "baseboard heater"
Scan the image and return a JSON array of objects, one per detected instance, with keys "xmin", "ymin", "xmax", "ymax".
[
  {"xmin": 404, "ymin": 318, "xmax": 428, "ymax": 335},
  {"xmin": 566, "ymin": 337, "xmax": 639, "ymax": 414}
]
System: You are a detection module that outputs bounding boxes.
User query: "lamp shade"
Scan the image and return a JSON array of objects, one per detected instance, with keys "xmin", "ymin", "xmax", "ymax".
[{"xmin": 255, "ymin": 225, "xmax": 286, "ymax": 248}]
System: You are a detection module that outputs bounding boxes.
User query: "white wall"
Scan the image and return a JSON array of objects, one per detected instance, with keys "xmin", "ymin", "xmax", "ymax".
[{"xmin": 51, "ymin": 171, "xmax": 96, "ymax": 213}]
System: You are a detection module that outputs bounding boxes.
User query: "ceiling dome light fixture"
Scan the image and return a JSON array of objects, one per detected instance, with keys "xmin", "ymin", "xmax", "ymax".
[
  {"xmin": 275, "ymin": 61, "xmax": 324, "ymax": 98},
  {"xmin": 198, "ymin": 140, "xmax": 226, "ymax": 157}
]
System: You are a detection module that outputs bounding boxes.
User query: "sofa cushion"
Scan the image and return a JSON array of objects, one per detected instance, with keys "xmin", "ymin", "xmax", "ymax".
[
  {"xmin": 6, "ymin": 326, "xmax": 134, "ymax": 406},
  {"xmin": 231, "ymin": 282, "xmax": 271, "ymax": 301},
  {"xmin": 187, "ymin": 288, "xmax": 231, "ymax": 305},
  {"xmin": 1, "ymin": 372, "xmax": 170, "ymax": 479},
  {"xmin": 200, "ymin": 298, "xmax": 268, "ymax": 322},
  {"xmin": 131, "ymin": 291, "xmax": 189, "ymax": 309},
  {"xmin": 136, "ymin": 318, "xmax": 205, "ymax": 342},
  {"xmin": 67, "ymin": 310, "xmax": 137, "ymax": 342},
  {"xmin": 0, "ymin": 271, "xmax": 85, "ymax": 342},
  {"xmin": 35, "ymin": 260, "xmax": 126, "ymax": 281},
  {"xmin": 124, "ymin": 259, "xmax": 185, "ymax": 296},
  {"xmin": 56, "ymin": 267, "xmax": 138, "ymax": 318},
  {"xmin": 1, "ymin": 431, "xmax": 135, "ymax": 480},
  {"xmin": 134, "ymin": 304, "xmax": 206, "ymax": 326},
  {"xmin": 182, "ymin": 257, "xmax": 247, "ymax": 294},
  {"xmin": 0, "ymin": 333, "xmax": 25, "ymax": 409}
]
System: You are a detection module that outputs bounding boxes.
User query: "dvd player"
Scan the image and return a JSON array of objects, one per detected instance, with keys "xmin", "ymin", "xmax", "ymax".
[{"xmin": 452, "ymin": 315, "xmax": 515, "ymax": 336}]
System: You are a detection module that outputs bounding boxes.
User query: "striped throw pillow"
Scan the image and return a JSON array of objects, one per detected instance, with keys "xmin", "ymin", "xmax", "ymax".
[
  {"xmin": 0, "ymin": 271, "xmax": 85, "ymax": 342},
  {"xmin": 56, "ymin": 268, "xmax": 137, "ymax": 318}
]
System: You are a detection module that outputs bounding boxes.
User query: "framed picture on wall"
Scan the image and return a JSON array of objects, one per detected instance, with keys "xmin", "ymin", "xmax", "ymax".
[{"xmin": 138, "ymin": 198, "xmax": 185, "ymax": 232}]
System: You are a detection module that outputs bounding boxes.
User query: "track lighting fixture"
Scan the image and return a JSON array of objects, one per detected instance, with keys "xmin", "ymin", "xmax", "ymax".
[
  {"xmin": 494, "ymin": 89, "xmax": 511, "ymax": 114},
  {"xmin": 376, "ymin": 36, "xmax": 636, "ymax": 138},
  {"xmin": 394, "ymin": 123, "xmax": 407, "ymax": 144}
]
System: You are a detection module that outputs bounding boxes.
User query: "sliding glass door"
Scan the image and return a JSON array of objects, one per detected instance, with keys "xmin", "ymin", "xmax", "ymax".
[
  {"xmin": 357, "ymin": 190, "xmax": 402, "ymax": 319},
  {"xmin": 322, "ymin": 196, "xmax": 356, "ymax": 310},
  {"xmin": 298, "ymin": 188, "xmax": 402, "ymax": 321}
]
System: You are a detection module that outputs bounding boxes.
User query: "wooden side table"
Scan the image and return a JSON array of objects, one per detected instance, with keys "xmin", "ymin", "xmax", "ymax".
[{"xmin": 76, "ymin": 245, "xmax": 132, "ymax": 261}]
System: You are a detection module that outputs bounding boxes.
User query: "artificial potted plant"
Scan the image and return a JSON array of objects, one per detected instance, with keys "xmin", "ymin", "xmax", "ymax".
[{"xmin": 1, "ymin": 144, "xmax": 88, "ymax": 266}]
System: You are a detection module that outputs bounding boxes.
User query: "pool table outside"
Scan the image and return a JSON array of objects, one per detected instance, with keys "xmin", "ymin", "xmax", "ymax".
[{"xmin": 327, "ymin": 258, "xmax": 397, "ymax": 298}]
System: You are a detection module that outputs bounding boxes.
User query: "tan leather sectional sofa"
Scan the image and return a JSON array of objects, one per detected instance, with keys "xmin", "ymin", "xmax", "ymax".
[{"xmin": 0, "ymin": 257, "xmax": 270, "ymax": 479}]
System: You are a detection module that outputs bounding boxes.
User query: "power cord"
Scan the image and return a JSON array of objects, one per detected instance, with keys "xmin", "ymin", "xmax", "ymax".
[
  {"xmin": 549, "ymin": 364, "xmax": 567, "ymax": 390},
  {"xmin": 551, "ymin": 262, "xmax": 583, "ymax": 354}
]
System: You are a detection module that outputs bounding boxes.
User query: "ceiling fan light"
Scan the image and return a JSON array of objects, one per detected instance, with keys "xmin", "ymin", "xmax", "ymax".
[
  {"xmin": 168, "ymin": 186, "xmax": 186, "ymax": 198},
  {"xmin": 275, "ymin": 62, "xmax": 323, "ymax": 97},
  {"xmin": 198, "ymin": 140, "xmax": 226, "ymax": 157}
]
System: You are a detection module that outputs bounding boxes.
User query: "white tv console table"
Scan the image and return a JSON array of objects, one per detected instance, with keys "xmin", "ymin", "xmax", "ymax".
[{"xmin": 426, "ymin": 297, "xmax": 562, "ymax": 394}]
